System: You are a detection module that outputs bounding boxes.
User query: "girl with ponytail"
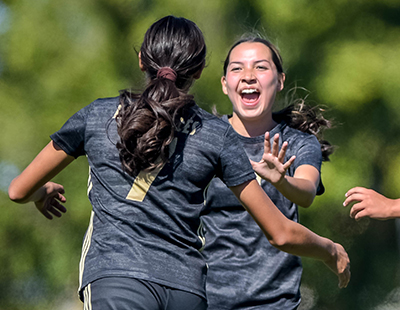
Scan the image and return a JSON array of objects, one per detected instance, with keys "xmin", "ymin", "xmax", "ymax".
[
  {"xmin": 116, "ymin": 16, "xmax": 205, "ymax": 176},
  {"xmin": 9, "ymin": 17, "xmax": 349, "ymax": 310}
]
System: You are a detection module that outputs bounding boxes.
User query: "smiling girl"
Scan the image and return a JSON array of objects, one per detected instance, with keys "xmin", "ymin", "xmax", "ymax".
[{"xmin": 202, "ymin": 36, "xmax": 335, "ymax": 309}]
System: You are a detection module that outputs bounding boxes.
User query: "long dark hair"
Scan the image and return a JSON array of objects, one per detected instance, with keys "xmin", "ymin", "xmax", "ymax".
[
  {"xmin": 116, "ymin": 16, "xmax": 206, "ymax": 176},
  {"xmin": 223, "ymin": 35, "xmax": 334, "ymax": 161}
]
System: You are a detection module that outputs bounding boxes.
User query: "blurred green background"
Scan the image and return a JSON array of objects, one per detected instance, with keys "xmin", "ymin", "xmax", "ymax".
[{"xmin": 1, "ymin": 0, "xmax": 400, "ymax": 309}]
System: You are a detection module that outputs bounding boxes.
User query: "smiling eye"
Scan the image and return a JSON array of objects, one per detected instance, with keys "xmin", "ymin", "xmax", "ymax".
[
  {"xmin": 231, "ymin": 67, "xmax": 242, "ymax": 72},
  {"xmin": 256, "ymin": 65, "xmax": 268, "ymax": 70}
]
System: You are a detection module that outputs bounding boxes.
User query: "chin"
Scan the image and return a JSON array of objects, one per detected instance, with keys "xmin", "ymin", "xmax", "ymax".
[{"xmin": 240, "ymin": 112, "xmax": 263, "ymax": 121}]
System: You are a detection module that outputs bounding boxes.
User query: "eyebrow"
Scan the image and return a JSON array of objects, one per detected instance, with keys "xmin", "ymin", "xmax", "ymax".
[{"xmin": 229, "ymin": 59, "xmax": 271, "ymax": 66}]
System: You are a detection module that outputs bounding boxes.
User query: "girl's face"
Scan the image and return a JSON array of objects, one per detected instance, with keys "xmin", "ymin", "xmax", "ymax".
[{"xmin": 222, "ymin": 42, "xmax": 285, "ymax": 123}]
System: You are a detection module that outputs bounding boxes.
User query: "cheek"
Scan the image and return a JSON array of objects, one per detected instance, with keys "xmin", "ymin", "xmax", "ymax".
[
  {"xmin": 225, "ymin": 74, "xmax": 239, "ymax": 88},
  {"xmin": 224, "ymin": 80, "xmax": 238, "ymax": 96},
  {"xmin": 227, "ymin": 92, "xmax": 239, "ymax": 108},
  {"xmin": 259, "ymin": 80, "xmax": 279, "ymax": 94}
]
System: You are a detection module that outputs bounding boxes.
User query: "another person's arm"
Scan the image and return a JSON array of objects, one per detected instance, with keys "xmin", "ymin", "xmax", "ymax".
[
  {"xmin": 251, "ymin": 132, "xmax": 320, "ymax": 207},
  {"xmin": 344, "ymin": 187, "xmax": 400, "ymax": 220},
  {"xmin": 8, "ymin": 141, "xmax": 74, "ymax": 219},
  {"xmin": 230, "ymin": 179, "xmax": 350, "ymax": 288}
]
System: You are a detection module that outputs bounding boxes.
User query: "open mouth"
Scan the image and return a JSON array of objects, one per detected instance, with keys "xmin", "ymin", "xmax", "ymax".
[{"xmin": 241, "ymin": 88, "xmax": 260, "ymax": 104}]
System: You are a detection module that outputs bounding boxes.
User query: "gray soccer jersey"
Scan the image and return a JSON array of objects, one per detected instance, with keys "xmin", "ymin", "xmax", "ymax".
[
  {"xmin": 50, "ymin": 97, "xmax": 256, "ymax": 300},
  {"xmin": 202, "ymin": 116, "xmax": 323, "ymax": 310}
]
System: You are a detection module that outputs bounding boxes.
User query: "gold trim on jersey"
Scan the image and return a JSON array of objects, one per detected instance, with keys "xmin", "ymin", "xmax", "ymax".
[
  {"xmin": 255, "ymin": 173, "xmax": 262, "ymax": 185},
  {"xmin": 126, "ymin": 137, "xmax": 177, "ymax": 202}
]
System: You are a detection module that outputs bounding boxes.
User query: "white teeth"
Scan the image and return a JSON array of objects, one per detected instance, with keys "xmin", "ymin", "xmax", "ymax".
[{"xmin": 241, "ymin": 89, "xmax": 258, "ymax": 94}]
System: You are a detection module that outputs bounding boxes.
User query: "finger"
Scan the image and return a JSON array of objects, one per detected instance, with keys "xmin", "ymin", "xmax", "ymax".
[
  {"xmin": 263, "ymin": 132, "xmax": 271, "ymax": 154},
  {"xmin": 346, "ymin": 269, "xmax": 351, "ymax": 288},
  {"xmin": 282, "ymin": 155, "xmax": 296, "ymax": 170},
  {"xmin": 338, "ymin": 263, "xmax": 348, "ymax": 288},
  {"xmin": 271, "ymin": 133, "xmax": 280, "ymax": 157},
  {"xmin": 345, "ymin": 187, "xmax": 368, "ymax": 197},
  {"xmin": 343, "ymin": 193, "xmax": 365, "ymax": 207},
  {"xmin": 56, "ymin": 186, "xmax": 65, "ymax": 195},
  {"xmin": 353, "ymin": 209, "xmax": 369, "ymax": 221},
  {"xmin": 41, "ymin": 210, "xmax": 53, "ymax": 220},
  {"xmin": 344, "ymin": 268, "xmax": 351, "ymax": 288},
  {"xmin": 338, "ymin": 275, "xmax": 345, "ymax": 288},
  {"xmin": 56, "ymin": 192, "xmax": 67, "ymax": 203},
  {"xmin": 350, "ymin": 204, "xmax": 366, "ymax": 219},
  {"xmin": 52, "ymin": 201, "xmax": 67, "ymax": 213},
  {"xmin": 339, "ymin": 269, "xmax": 350, "ymax": 288},
  {"xmin": 49, "ymin": 207, "xmax": 62, "ymax": 218},
  {"xmin": 277, "ymin": 141, "xmax": 288, "ymax": 163}
]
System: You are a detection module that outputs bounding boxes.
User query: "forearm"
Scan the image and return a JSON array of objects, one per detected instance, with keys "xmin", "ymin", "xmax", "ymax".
[
  {"xmin": 385, "ymin": 198, "xmax": 400, "ymax": 218},
  {"xmin": 274, "ymin": 176, "xmax": 317, "ymax": 207},
  {"xmin": 231, "ymin": 180, "xmax": 334, "ymax": 261},
  {"xmin": 277, "ymin": 220, "xmax": 349, "ymax": 288},
  {"xmin": 9, "ymin": 181, "xmax": 46, "ymax": 204},
  {"xmin": 276, "ymin": 220, "xmax": 335, "ymax": 261},
  {"xmin": 8, "ymin": 141, "xmax": 74, "ymax": 203}
]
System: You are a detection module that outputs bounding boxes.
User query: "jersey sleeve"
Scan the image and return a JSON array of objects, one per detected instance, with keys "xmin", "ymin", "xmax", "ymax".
[
  {"xmin": 50, "ymin": 103, "xmax": 92, "ymax": 158},
  {"xmin": 292, "ymin": 134, "xmax": 324, "ymax": 195},
  {"xmin": 217, "ymin": 126, "xmax": 256, "ymax": 187},
  {"xmin": 293, "ymin": 134, "xmax": 322, "ymax": 171}
]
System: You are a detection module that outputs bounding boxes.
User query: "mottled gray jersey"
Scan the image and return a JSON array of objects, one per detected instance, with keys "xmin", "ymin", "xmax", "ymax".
[
  {"xmin": 202, "ymin": 116, "xmax": 323, "ymax": 310},
  {"xmin": 50, "ymin": 97, "xmax": 256, "ymax": 299}
]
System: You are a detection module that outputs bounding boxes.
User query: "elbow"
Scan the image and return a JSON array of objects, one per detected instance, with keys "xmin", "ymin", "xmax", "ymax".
[
  {"xmin": 299, "ymin": 196, "xmax": 314, "ymax": 208},
  {"xmin": 269, "ymin": 238, "xmax": 289, "ymax": 251},
  {"xmin": 268, "ymin": 231, "xmax": 293, "ymax": 251},
  {"xmin": 8, "ymin": 188, "xmax": 24, "ymax": 203},
  {"xmin": 267, "ymin": 223, "xmax": 299, "ymax": 252},
  {"xmin": 8, "ymin": 180, "xmax": 28, "ymax": 203},
  {"xmin": 298, "ymin": 188, "xmax": 317, "ymax": 208}
]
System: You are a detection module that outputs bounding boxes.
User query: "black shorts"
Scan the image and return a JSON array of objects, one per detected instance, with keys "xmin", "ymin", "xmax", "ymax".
[{"xmin": 83, "ymin": 277, "xmax": 207, "ymax": 310}]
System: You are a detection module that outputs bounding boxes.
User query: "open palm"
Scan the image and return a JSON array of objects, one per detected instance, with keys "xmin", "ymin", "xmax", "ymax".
[{"xmin": 250, "ymin": 132, "xmax": 295, "ymax": 185}]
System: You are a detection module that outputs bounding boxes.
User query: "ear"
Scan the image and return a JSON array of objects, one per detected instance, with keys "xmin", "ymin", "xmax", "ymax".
[
  {"xmin": 138, "ymin": 52, "xmax": 146, "ymax": 72},
  {"xmin": 277, "ymin": 73, "xmax": 285, "ymax": 92},
  {"xmin": 193, "ymin": 67, "xmax": 204, "ymax": 80},
  {"xmin": 221, "ymin": 76, "xmax": 228, "ymax": 95}
]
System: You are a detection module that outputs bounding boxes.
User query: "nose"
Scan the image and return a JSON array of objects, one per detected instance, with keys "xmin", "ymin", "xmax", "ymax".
[{"xmin": 241, "ymin": 68, "xmax": 256, "ymax": 83}]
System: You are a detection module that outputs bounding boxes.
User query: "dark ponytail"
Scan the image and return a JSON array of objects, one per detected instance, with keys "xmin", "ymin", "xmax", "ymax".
[
  {"xmin": 224, "ymin": 35, "xmax": 334, "ymax": 161},
  {"xmin": 272, "ymin": 89, "xmax": 334, "ymax": 161},
  {"xmin": 116, "ymin": 16, "xmax": 206, "ymax": 176}
]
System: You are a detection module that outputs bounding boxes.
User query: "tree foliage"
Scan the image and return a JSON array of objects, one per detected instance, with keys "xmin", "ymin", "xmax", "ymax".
[{"xmin": 1, "ymin": 1, "xmax": 400, "ymax": 309}]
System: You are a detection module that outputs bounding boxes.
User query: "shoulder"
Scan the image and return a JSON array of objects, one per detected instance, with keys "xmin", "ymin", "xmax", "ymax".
[
  {"xmin": 278, "ymin": 123, "xmax": 321, "ymax": 166},
  {"xmin": 281, "ymin": 122, "xmax": 319, "ymax": 146},
  {"xmin": 193, "ymin": 106, "xmax": 223, "ymax": 122},
  {"xmin": 88, "ymin": 96, "xmax": 120, "ymax": 112},
  {"xmin": 78, "ymin": 96, "xmax": 120, "ymax": 122},
  {"xmin": 68, "ymin": 96, "xmax": 119, "ymax": 118},
  {"xmin": 192, "ymin": 106, "xmax": 232, "ymax": 134}
]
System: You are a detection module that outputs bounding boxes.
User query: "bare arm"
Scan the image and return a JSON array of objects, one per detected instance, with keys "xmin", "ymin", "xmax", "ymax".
[
  {"xmin": 343, "ymin": 187, "xmax": 400, "ymax": 220},
  {"xmin": 8, "ymin": 141, "xmax": 75, "ymax": 219},
  {"xmin": 230, "ymin": 179, "xmax": 350, "ymax": 288},
  {"xmin": 251, "ymin": 132, "xmax": 319, "ymax": 207},
  {"xmin": 274, "ymin": 165, "xmax": 320, "ymax": 207}
]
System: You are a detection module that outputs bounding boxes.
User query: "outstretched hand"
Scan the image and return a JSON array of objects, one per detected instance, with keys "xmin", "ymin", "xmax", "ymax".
[
  {"xmin": 323, "ymin": 242, "xmax": 351, "ymax": 288},
  {"xmin": 34, "ymin": 182, "xmax": 67, "ymax": 220},
  {"xmin": 343, "ymin": 187, "xmax": 397, "ymax": 220},
  {"xmin": 250, "ymin": 132, "xmax": 296, "ymax": 185}
]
